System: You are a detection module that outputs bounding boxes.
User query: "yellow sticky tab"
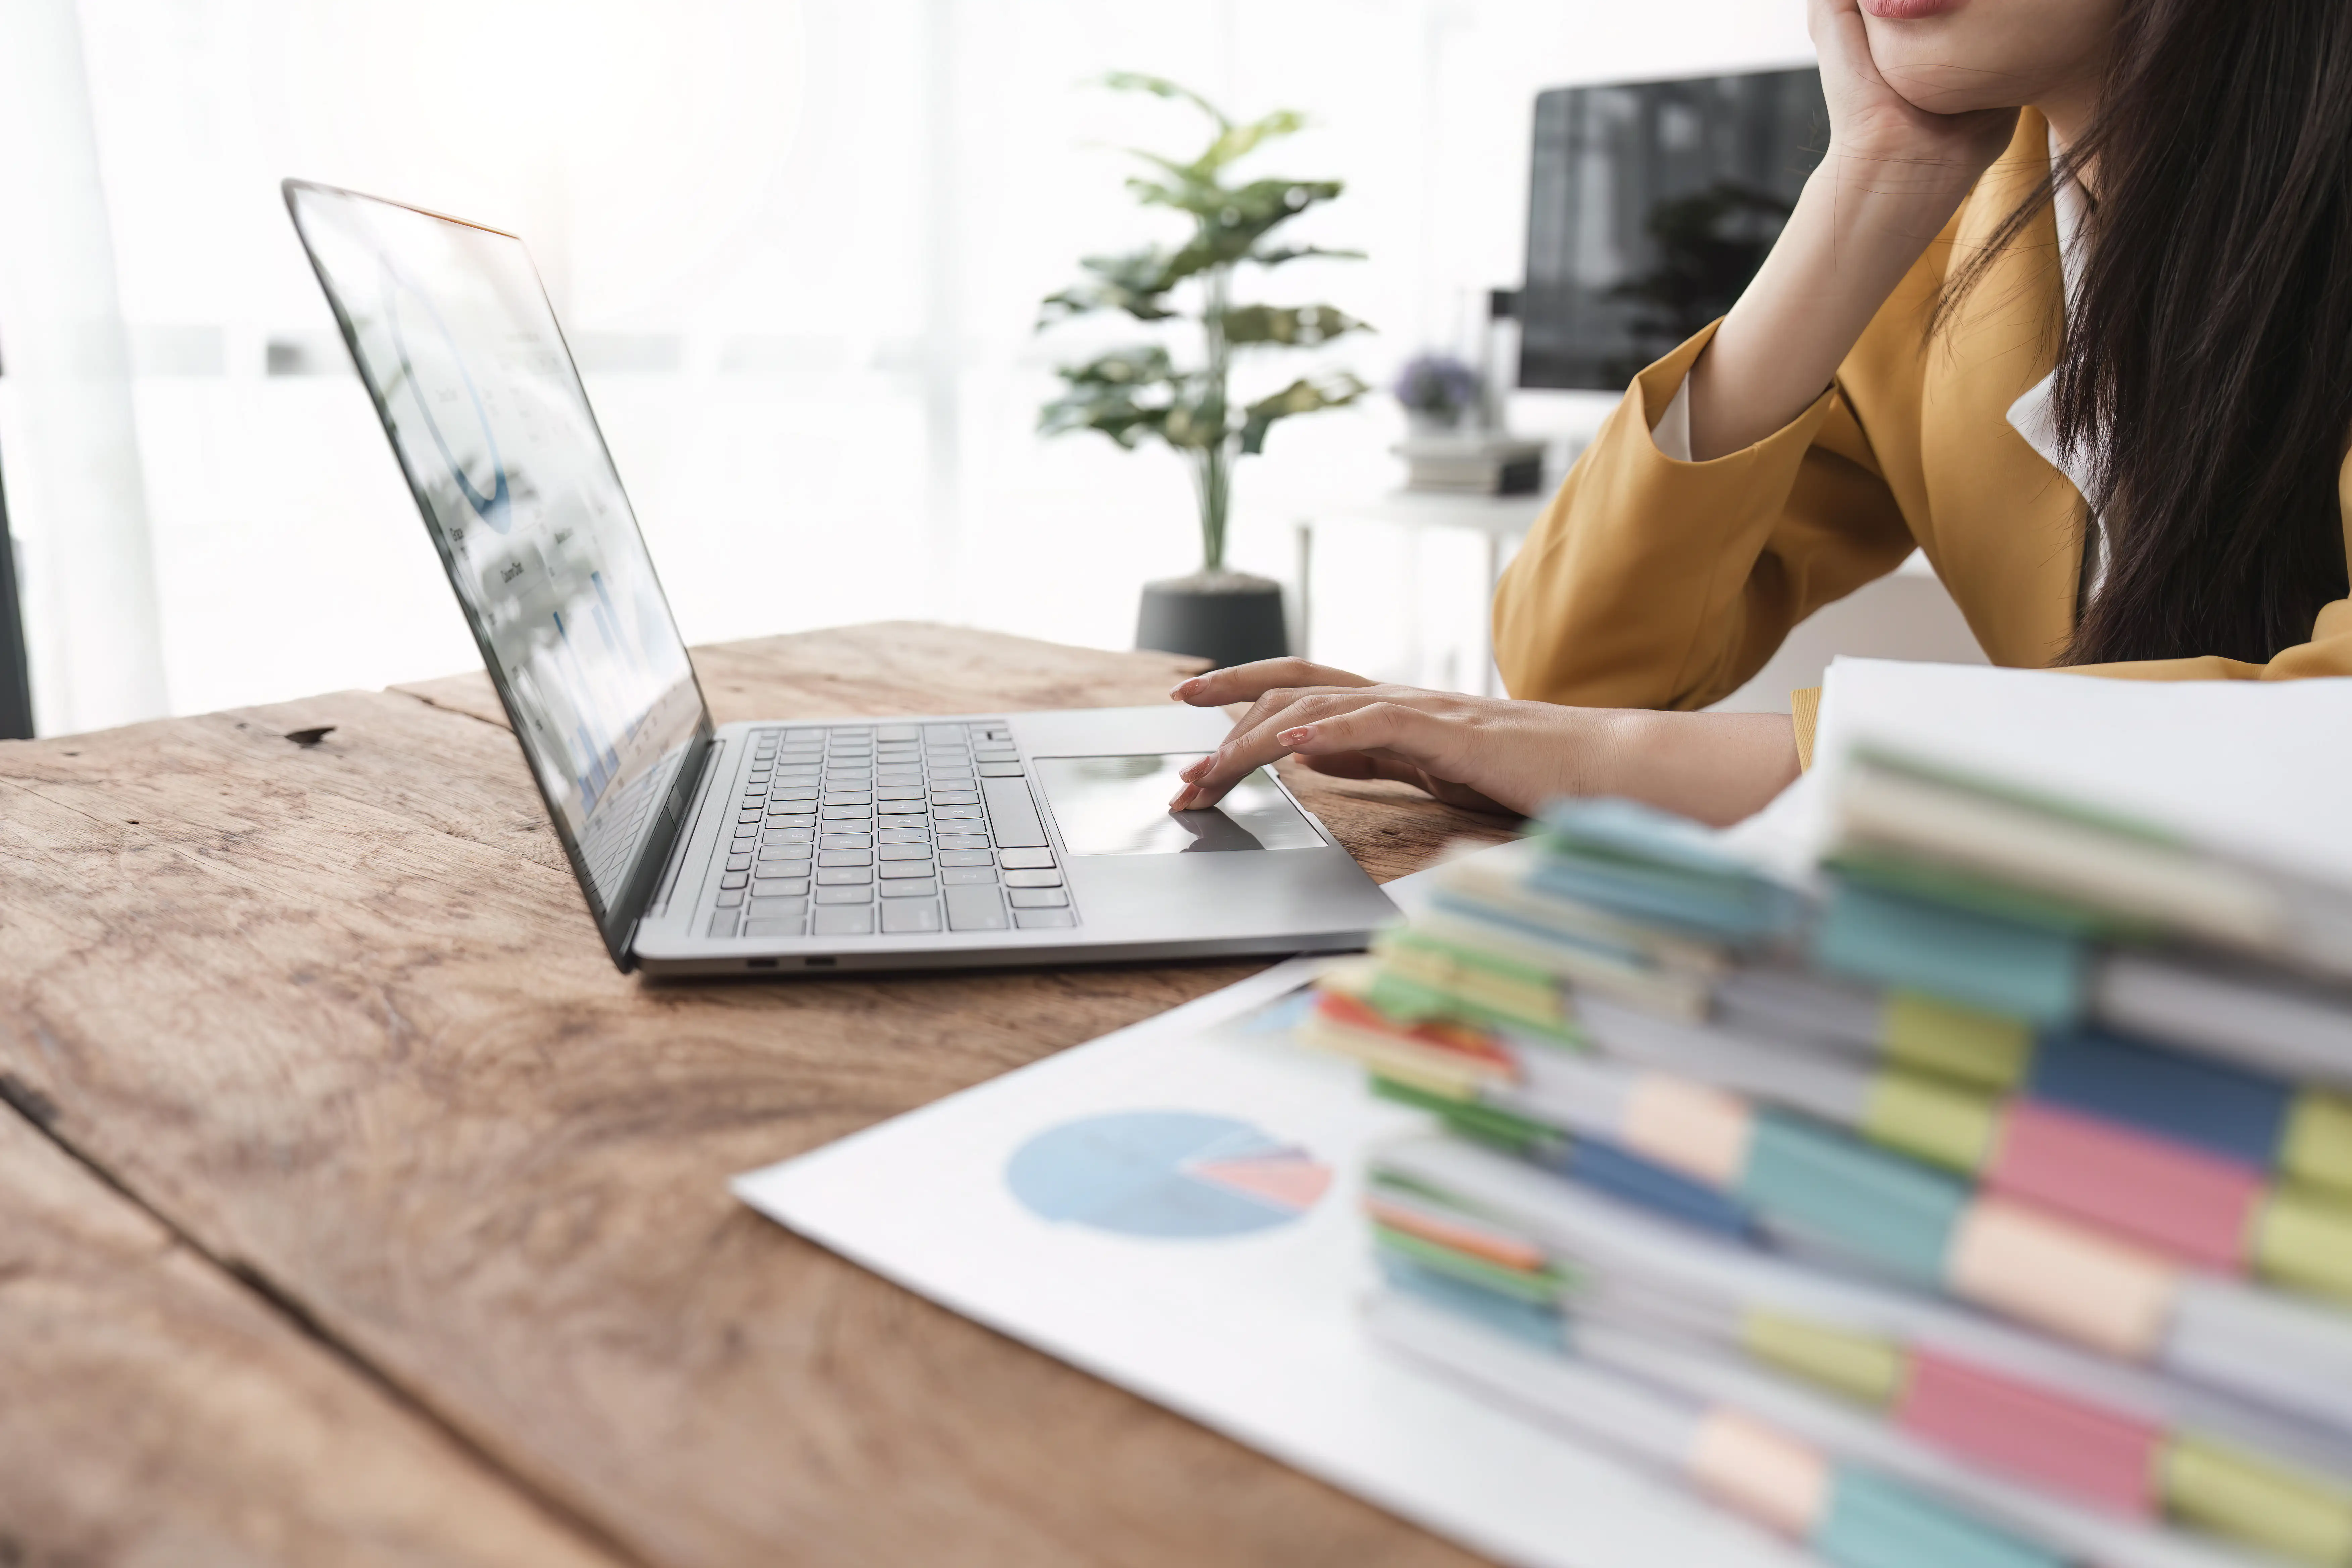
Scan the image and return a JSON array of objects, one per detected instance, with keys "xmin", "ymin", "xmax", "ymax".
[
  {"xmin": 1740, "ymin": 1310, "xmax": 1903, "ymax": 1408},
  {"xmin": 2283, "ymin": 1091, "xmax": 2352, "ymax": 1200},
  {"xmin": 1879, "ymin": 990, "xmax": 2033, "ymax": 1090},
  {"xmin": 2253, "ymin": 1188, "xmax": 2352, "ymax": 1305},
  {"xmin": 2165, "ymin": 1435, "xmax": 2352, "ymax": 1568},
  {"xmin": 1859, "ymin": 1072, "xmax": 1999, "ymax": 1173}
]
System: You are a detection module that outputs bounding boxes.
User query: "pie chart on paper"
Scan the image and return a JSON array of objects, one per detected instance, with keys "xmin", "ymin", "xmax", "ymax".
[{"xmin": 1006, "ymin": 1110, "xmax": 1333, "ymax": 1239}]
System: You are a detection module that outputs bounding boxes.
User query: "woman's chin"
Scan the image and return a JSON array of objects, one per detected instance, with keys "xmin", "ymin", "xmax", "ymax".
[{"xmin": 1875, "ymin": 63, "xmax": 2019, "ymax": 117}]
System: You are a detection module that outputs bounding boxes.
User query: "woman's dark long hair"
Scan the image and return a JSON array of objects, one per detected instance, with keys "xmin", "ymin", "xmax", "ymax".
[{"xmin": 1943, "ymin": 0, "xmax": 2352, "ymax": 666}]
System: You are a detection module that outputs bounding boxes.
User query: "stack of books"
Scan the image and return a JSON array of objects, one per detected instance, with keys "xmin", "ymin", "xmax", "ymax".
[
  {"xmin": 1391, "ymin": 433, "xmax": 1551, "ymax": 495},
  {"xmin": 1309, "ymin": 749, "xmax": 2352, "ymax": 1568}
]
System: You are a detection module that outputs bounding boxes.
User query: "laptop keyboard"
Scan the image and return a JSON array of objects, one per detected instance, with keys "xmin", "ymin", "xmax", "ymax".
[{"xmin": 704, "ymin": 721, "xmax": 1077, "ymax": 940}]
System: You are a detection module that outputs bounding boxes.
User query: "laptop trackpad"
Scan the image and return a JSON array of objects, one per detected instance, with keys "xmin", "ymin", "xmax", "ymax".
[{"xmin": 1032, "ymin": 754, "xmax": 1325, "ymax": 856}]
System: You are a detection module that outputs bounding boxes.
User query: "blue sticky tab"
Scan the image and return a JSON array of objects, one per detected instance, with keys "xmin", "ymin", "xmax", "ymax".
[
  {"xmin": 1563, "ymin": 1136, "xmax": 1757, "ymax": 1239},
  {"xmin": 1816, "ymin": 1469, "xmax": 2065, "ymax": 1568},
  {"xmin": 1812, "ymin": 882, "xmax": 2084, "ymax": 1024},
  {"xmin": 2031, "ymin": 1028, "xmax": 2287, "ymax": 1169},
  {"xmin": 1375, "ymin": 1253, "xmax": 1569, "ymax": 1353},
  {"xmin": 1739, "ymin": 1112, "xmax": 1967, "ymax": 1289}
]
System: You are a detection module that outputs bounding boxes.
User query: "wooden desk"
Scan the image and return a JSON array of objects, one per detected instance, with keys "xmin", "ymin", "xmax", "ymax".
[{"xmin": 0, "ymin": 623, "xmax": 1513, "ymax": 1567}]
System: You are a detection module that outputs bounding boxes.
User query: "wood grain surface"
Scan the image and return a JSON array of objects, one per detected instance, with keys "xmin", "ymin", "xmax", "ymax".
[{"xmin": 0, "ymin": 623, "xmax": 1515, "ymax": 1567}]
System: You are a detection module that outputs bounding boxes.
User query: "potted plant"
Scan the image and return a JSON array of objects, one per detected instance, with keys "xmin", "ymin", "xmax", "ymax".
[{"xmin": 1038, "ymin": 74, "xmax": 1369, "ymax": 669}]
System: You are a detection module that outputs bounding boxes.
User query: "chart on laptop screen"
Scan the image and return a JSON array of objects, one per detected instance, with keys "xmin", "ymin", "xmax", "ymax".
[{"xmin": 288, "ymin": 184, "xmax": 702, "ymax": 911}]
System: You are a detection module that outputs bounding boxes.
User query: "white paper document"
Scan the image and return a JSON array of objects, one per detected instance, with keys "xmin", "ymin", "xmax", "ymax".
[{"xmin": 734, "ymin": 959, "xmax": 1803, "ymax": 1568}]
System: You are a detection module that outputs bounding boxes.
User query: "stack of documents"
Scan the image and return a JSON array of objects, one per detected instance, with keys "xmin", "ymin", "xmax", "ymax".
[{"xmin": 1306, "ymin": 754, "xmax": 2352, "ymax": 1568}]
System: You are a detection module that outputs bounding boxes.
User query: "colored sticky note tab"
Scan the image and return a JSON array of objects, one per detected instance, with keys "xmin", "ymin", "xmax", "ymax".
[
  {"xmin": 2030, "ymin": 1029, "xmax": 2287, "ymax": 1171},
  {"xmin": 1860, "ymin": 1072, "xmax": 2000, "ymax": 1174},
  {"xmin": 1741, "ymin": 1310, "xmax": 1903, "ymax": 1407},
  {"xmin": 2164, "ymin": 1435, "xmax": 2352, "ymax": 1568},
  {"xmin": 1896, "ymin": 1350, "xmax": 2163, "ymax": 1517},
  {"xmin": 1986, "ymin": 1100, "xmax": 2265, "ymax": 1273},
  {"xmin": 1813, "ymin": 883, "xmax": 2086, "ymax": 1025},
  {"xmin": 1739, "ymin": 1112, "xmax": 1968, "ymax": 1288},
  {"xmin": 1878, "ymin": 991, "xmax": 2034, "ymax": 1090},
  {"xmin": 2283, "ymin": 1091, "xmax": 2352, "ymax": 1198},
  {"xmin": 1815, "ymin": 1469, "xmax": 2066, "ymax": 1568},
  {"xmin": 1563, "ymin": 1135, "xmax": 1755, "ymax": 1239},
  {"xmin": 2253, "ymin": 1188, "xmax": 2352, "ymax": 1304}
]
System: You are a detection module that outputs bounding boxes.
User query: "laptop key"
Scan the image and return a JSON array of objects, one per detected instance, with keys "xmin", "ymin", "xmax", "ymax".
[
  {"xmin": 762, "ymin": 827, "xmax": 815, "ymax": 845},
  {"xmin": 878, "ymin": 860, "xmax": 935, "ymax": 880},
  {"xmin": 932, "ymin": 804, "xmax": 983, "ymax": 821},
  {"xmin": 766, "ymin": 813, "xmax": 817, "ymax": 829},
  {"xmin": 1008, "ymin": 888, "xmax": 1068, "ymax": 909},
  {"xmin": 753, "ymin": 859, "xmax": 811, "ymax": 878},
  {"xmin": 817, "ymin": 866, "xmax": 872, "ymax": 885},
  {"xmin": 929, "ymin": 791, "xmax": 980, "ymax": 806},
  {"xmin": 941, "ymin": 865, "xmax": 997, "ymax": 886},
  {"xmin": 878, "ymin": 827, "xmax": 932, "ymax": 844},
  {"xmin": 878, "ymin": 843, "xmax": 933, "ymax": 861},
  {"xmin": 721, "ymin": 871, "xmax": 749, "ymax": 890},
  {"xmin": 715, "ymin": 888, "xmax": 745, "ymax": 908},
  {"xmin": 936, "ymin": 849, "xmax": 993, "ymax": 868},
  {"xmin": 751, "ymin": 878, "xmax": 809, "ymax": 898},
  {"xmin": 708, "ymin": 909, "xmax": 741, "ymax": 937},
  {"xmin": 937, "ymin": 833, "xmax": 990, "ymax": 850},
  {"xmin": 998, "ymin": 849, "xmax": 1055, "ymax": 869},
  {"xmin": 945, "ymin": 885, "xmax": 1008, "ymax": 931},
  {"xmin": 726, "ymin": 853, "xmax": 753, "ymax": 872},
  {"xmin": 876, "ymin": 786, "xmax": 926, "ymax": 801},
  {"xmin": 1004, "ymin": 869, "xmax": 1064, "ymax": 889},
  {"xmin": 876, "ymin": 725, "xmax": 919, "ymax": 741},
  {"xmin": 811, "ymin": 905, "xmax": 874, "ymax": 937},
  {"xmin": 977, "ymin": 762, "xmax": 1025, "ymax": 778},
  {"xmin": 881, "ymin": 899, "xmax": 942, "ymax": 934},
  {"xmin": 745, "ymin": 915, "xmax": 807, "ymax": 938},
  {"xmin": 814, "ymin": 885, "xmax": 872, "ymax": 904},
  {"xmin": 820, "ymin": 832, "xmax": 872, "ymax": 850},
  {"xmin": 1013, "ymin": 909, "xmax": 1077, "ymax": 930},
  {"xmin": 820, "ymin": 805, "xmax": 872, "ymax": 820},
  {"xmin": 818, "ymin": 850, "xmax": 872, "ymax": 867},
  {"xmin": 981, "ymin": 777, "xmax": 1048, "ymax": 848},
  {"xmin": 748, "ymin": 894, "xmax": 807, "ymax": 919},
  {"xmin": 879, "ymin": 878, "xmax": 937, "ymax": 898}
]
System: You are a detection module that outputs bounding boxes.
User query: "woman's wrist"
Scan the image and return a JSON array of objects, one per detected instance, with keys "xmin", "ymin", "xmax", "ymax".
[{"xmin": 1576, "ymin": 708, "xmax": 1803, "ymax": 829}]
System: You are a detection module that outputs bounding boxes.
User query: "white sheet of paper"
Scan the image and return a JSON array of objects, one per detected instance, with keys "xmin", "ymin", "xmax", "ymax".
[
  {"xmin": 1749, "ymin": 659, "xmax": 2352, "ymax": 882},
  {"xmin": 733, "ymin": 958, "xmax": 1802, "ymax": 1568}
]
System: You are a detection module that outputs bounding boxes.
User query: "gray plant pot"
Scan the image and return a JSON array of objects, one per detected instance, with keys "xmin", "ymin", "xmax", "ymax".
[{"xmin": 1135, "ymin": 570, "xmax": 1289, "ymax": 670}]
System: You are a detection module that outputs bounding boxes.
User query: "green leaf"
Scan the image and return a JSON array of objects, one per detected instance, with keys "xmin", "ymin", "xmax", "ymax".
[
  {"xmin": 1239, "ymin": 371, "xmax": 1368, "ymax": 454},
  {"xmin": 1248, "ymin": 243, "xmax": 1366, "ymax": 268},
  {"xmin": 1038, "ymin": 247, "xmax": 1184, "ymax": 324},
  {"xmin": 1099, "ymin": 72, "xmax": 1229, "ymax": 130},
  {"xmin": 1220, "ymin": 303, "xmax": 1370, "ymax": 348},
  {"xmin": 1039, "ymin": 347, "xmax": 1215, "ymax": 451},
  {"xmin": 1196, "ymin": 109, "xmax": 1308, "ymax": 175}
]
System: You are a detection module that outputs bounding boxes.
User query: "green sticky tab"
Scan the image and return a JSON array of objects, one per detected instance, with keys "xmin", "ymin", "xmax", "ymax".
[
  {"xmin": 2253, "ymin": 1188, "xmax": 2352, "ymax": 1305},
  {"xmin": 1369, "ymin": 1075, "xmax": 1562, "ymax": 1158},
  {"xmin": 1739, "ymin": 1112, "xmax": 1969, "ymax": 1289},
  {"xmin": 2165, "ymin": 1435, "xmax": 2352, "ymax": 1568},
  {"xmin": 1860, "ymin": 1072, "xmax": 1999, "ymax": 1173},
  {"xmin": 2284, "ymin": 1091, "xmax": 2352, "ymax": 1199},
  {"xmin": 1816, "ymin": 1469, "xmax": 2064, "ymax": 1568},
  {"xmin": 1879, "ymin": 991, "xmax": 2034, "ymax": 1091},
  {"xmin": 1375, "ymin": 928, "xmax": 1571, "ymax": 1029},
  {"xmin": 1371, "ymin": 1223, "xmax": 1570, "ymax": 1306},
  {"xmin": 1741, "ymin": 1310, "xmax": 1903, "ymax": 1407},
  {"xmin": 1367, "ymin": 969, "xmax": 1582, "ymax": 1050},
  {"xmin": 1813, "ymin": 883, "xmax": 2086, "ymax": 1026}
]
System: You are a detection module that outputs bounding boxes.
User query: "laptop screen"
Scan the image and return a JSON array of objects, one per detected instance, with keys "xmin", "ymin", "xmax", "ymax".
[{"xmin": 286, "ymin": 182, "xmax": 708, "ymax": 934}]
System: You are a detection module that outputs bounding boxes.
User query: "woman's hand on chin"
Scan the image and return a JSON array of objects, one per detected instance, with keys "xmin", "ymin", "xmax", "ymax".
[{"xmin": 1165, "ymin": 660, "xmax": 1805, "ymax": 830}]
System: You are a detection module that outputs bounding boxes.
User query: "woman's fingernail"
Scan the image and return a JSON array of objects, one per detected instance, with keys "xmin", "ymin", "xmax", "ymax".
[
  {"xmin": 1279, "ymin": 725, "xmax": 1314, "ymax": 745},
  {"xmin": 1169, "ymin": 679, "xmax": 1197, "ymax": 699},
  {"xmin": 1168, "ymin": 787, "xmax": 1194, "ymax": 810}
]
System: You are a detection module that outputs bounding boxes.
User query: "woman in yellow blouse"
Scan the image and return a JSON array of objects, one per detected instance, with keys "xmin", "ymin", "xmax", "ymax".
[{"xmin": 1170, "ymin": 0, "xmax": 2352, "ymax": 825}]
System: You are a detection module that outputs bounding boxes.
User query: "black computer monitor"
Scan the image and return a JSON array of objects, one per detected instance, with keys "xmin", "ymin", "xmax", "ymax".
[{"xmin": 1518, "ymin": 68, "xmax": 1827, "ymax": 391}]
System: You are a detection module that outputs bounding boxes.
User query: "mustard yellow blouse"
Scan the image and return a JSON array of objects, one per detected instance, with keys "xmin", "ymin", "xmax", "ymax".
[{"xmin": 1491, "ymin": 111, "xmax": 2352, "ymax": 729}]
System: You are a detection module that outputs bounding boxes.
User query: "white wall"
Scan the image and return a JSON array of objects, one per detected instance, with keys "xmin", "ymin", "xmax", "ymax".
[{"xmin": 1, "ymin": 0, "xmax": 1932, "ymax": 732}]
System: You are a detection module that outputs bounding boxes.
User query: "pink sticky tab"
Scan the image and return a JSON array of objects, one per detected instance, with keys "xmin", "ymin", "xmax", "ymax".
[
  {"xmin": 1898, "ymin": 1352, "xmax": 2162, "ymax": 1516},
  {"xmin": 1986, "ymin": 1100, "xmax": 2264, "ymax": 1272}
]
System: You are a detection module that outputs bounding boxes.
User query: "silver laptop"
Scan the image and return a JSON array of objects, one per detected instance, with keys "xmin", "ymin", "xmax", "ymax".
[{"xmin": 284, "ymin": 180, "xmax": 1396, "ymax": 975}]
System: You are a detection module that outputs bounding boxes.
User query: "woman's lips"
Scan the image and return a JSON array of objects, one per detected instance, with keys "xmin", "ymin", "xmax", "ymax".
[{"xmin": 1860, "ymin": 0, "xmax": 1967, "ymax": 17}]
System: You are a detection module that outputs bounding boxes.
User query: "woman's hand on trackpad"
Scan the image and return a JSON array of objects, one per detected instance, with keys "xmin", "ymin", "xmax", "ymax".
[{"xmin": 1163, "ymin": 658, "xmax": 1804, "ymax": 829}]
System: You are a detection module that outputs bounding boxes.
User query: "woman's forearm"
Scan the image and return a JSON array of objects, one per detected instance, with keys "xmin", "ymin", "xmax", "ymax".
[
  {"xmin": 1686, "ymin": 152, "xmax": 1982, "ymax": 460},
  {"xmin": 1585, "ymin": 710, "xmax": 1806, "ymax": 828}
]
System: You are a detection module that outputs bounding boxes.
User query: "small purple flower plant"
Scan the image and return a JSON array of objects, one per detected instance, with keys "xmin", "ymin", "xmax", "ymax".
[{"xmin": 1393, "ymin": 352, "xmax": 1480, "ymax": 423}]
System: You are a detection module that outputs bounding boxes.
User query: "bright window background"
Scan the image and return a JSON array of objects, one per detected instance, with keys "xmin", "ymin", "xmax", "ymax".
[{"xmin": 2, "ymin": 0, "xmax": 1814, "ymax": 730}]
